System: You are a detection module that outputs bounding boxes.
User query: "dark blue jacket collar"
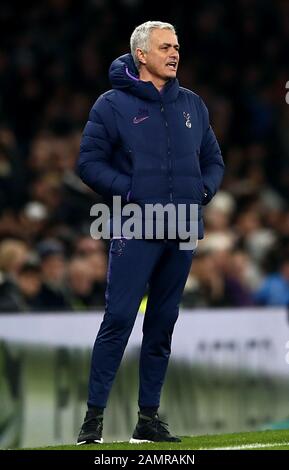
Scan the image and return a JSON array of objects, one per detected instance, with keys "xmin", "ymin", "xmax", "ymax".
[{"xmin": 109, "ymin": 53, "xmax": 179, "ymax": 103}]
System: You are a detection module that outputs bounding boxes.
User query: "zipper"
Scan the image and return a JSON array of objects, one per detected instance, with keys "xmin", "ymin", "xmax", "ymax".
[
  {"xmin": 160, "ymin": 102, "xmax": 173, "ymax": 202},
  {"xmin": 126, "ymin": 148, "xmax": 134, "ymax": 200}
]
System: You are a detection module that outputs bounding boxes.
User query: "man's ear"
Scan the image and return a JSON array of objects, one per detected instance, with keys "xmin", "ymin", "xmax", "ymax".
[{"xmin": 136, "ymin": 48, "xmax": 146, "ymax": 65}]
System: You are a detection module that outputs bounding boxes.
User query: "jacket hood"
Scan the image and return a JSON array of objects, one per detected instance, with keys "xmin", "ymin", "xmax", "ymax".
[{"xmin": 108, "ymin": 53, "xmax": 179, "ymax": 103}]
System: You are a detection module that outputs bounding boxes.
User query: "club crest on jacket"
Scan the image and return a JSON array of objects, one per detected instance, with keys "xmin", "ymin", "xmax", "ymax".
[{"xmin": 183, "ymin": 112, "xmax": 191, "ymax": 128}]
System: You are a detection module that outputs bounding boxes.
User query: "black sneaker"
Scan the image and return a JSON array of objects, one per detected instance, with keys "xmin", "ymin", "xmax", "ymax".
[
  {"xmin": 77, "ymin": 410, "xmax": 103, "ymax": 445},
  {"xmin": 130, "ymin": 412, "xmax": 181, "ymax": 443}
]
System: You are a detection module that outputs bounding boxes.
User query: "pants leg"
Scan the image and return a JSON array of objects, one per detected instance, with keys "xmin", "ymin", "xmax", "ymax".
[
  {"xmin": 88, "ymin": 238, "xmax": 165, "ymax": 408},
  {"xmin": 138, "ymin": 240, "xmax": 195, "ymax": 408}
]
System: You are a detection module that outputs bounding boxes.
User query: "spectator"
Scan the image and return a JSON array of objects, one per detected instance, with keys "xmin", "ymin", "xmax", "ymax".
[
  {"xmin": 255, "ymin": 257, "xmax": 289, "ymax": 306},
  {"xmin": 16, "ymin": 258, "xmax": 43, "ymax": 311},
  {"xmin": 66, "ymin": 257, "xmax": 100, "ymax": 310},
  {"xmin": 36, "ymin": 239, "xmax": 70, "ymax": 311},
  {"xmin": 0, "ymin": 239, "xmax": 29, "ymax": 312}
]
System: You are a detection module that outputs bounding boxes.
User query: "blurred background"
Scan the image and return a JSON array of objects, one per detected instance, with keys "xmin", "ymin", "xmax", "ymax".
[{"xmin": 0, "ymin": 0, "xmax": 289, "ymax": 449}]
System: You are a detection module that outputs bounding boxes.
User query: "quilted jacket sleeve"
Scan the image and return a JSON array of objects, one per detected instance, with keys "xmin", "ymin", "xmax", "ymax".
[
  {"xmin": 77, "ymin": 94, "xmax": 131, "ymax": 199},
  {"xmin": 199, "ymin": 97, "xmax": 225, "ymax": 204}
]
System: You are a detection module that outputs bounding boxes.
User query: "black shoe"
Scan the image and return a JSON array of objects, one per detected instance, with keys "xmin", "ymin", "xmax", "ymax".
[
  {"xmin": 130, "ymin": 412, "xmax": 181, "ymax": 443},
  {"xmin": 77, "ymin": 410, "xmax": 103, "ymax": 445}
]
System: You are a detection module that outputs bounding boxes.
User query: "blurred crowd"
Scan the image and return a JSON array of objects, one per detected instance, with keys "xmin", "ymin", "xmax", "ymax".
[{"xmin": 0, "ymin": 0, "xmax": 289, "ymax": 312}]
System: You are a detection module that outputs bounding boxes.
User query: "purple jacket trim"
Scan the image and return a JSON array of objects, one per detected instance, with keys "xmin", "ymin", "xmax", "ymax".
[{"xmin": 125, "ymin": 66, "xmax": 139, "ymax": 81}]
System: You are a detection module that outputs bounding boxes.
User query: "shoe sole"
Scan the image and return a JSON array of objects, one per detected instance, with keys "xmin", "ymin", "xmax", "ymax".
[
  {"xmin": 76, "ymin": 438, "xmax": 103, "ymax": 445},
  {"xmin": 129, "ymin": 438, "xmax": 153, "ymax": 444}
]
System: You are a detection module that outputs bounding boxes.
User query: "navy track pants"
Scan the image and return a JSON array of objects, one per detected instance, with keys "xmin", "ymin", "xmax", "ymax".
[{"xmin": 87, "ymin": 238, "xmax": 195, "ymax": 409}]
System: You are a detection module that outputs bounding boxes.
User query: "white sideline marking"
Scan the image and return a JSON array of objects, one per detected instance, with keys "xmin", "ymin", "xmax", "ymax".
[
  {"xmin": 206, "ymin": 442, "xmax": 289, "ymax": 450},
  {"xmin": 129, "ymin": 438, "xmax": 152, "ymax": 444}
]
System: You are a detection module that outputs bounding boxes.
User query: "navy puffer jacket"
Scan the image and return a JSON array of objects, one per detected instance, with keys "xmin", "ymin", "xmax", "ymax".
[{"xmin": 77, "ymin": 53, "xmax": 224, "ymax": 239}]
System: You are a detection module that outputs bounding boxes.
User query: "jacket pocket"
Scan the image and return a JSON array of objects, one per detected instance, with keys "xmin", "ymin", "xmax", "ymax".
[
  {"xmin": 192, "ymin": 176, "xmax": 205, "ymax": 202},
  {"xmin": 194, "ymin": 150, "xmax": 206, "ymax": 202},
  {"xmin": 127, "ymin": 149, "xmax": 136, "ymax": 201}
]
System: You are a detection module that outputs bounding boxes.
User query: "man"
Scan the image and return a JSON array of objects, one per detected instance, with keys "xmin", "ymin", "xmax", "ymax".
[{"xmin": 77, "ymin": 21, "xmax": 224, "ymax": 444}]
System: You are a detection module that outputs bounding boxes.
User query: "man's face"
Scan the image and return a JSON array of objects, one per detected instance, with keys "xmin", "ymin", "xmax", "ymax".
[{"xmin": 137, "ymin": 28, "xmax": 180, "ymax": 82}]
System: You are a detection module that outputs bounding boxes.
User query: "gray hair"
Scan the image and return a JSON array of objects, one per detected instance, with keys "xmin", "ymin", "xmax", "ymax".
[{"xmin": 130, "ymin": 21, "xmax": 176, "ymax": 69}]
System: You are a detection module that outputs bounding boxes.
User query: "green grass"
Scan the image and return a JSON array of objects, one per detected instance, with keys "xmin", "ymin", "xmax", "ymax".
[{"xmin": 22, "ymin": 430, "xmax": 289, "ymax": 450}]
